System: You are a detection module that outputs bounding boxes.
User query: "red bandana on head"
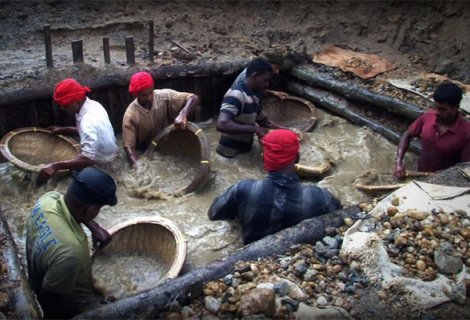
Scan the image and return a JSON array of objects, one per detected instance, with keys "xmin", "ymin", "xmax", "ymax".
[
  {"xmin": 53, "ymin": 79, "xmax": 91, "ymax": 107},
  {"xmin": 129, "ymin": 71, "xmax": 154, "ymax": 96},
  {"xmin": 262, "ymin": 129, "xmax": 300, "ymax": 172}
]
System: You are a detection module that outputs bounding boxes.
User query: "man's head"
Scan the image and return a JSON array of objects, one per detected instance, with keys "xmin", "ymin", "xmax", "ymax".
[
  {"xmin": 129, "ymin": 71, "xmax": 155, "ymax": 109},
  {"xmin": 433, "ymin": 82, "xmax": 463, "ymax": 124},
  {"xmin": 245, "ymin": 58, "xmax": 273, "ymax": 93},
  {"xmin": 65, "ymin": 167, "xmax": 117, "ymax": 224},
  {"xmin": 262, "ymin": 129, "xmax": 300, "ymax": 172},
  {"xmin": 53, "ymin": 78, "xmax": 90, "ymax": 115}
]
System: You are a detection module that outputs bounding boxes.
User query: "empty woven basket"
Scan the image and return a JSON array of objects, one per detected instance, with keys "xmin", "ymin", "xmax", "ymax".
[
  {"xmin": 261, "ymin": 95, "xmax": 318, "ymax": 131},
  {"xmin": 0, "ymin": 127, "xmax": 80, "ymax": 172}
]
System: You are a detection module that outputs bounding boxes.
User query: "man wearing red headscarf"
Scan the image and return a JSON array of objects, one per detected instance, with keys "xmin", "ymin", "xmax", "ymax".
[
  {"xmin": 208, "ymin": 129, "xmax": 342, "ymax": 244},
  {"xmin": 122, "ymin": 71, "xmax": 201, "ymax": 167},
  {"xmin": 39, "ymin": 78, "xmax": 118, "ymax": 180}
]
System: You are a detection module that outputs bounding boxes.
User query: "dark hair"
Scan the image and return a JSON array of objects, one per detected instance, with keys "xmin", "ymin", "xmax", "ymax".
[
  {"xmin": 246, "ymin": 58, "xmax": 273, "ymax": 77},
  {"xmin": 433, "ymin": 82, "xmax": 463, "ymax": 107}
]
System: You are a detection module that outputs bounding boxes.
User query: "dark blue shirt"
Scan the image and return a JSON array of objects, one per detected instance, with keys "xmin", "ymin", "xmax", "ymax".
[{"xmin": 208, "ymin": 172, "xmax": 342, "ymax": 244}]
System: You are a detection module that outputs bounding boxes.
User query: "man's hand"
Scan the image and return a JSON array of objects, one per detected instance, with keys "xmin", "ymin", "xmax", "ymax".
[
  {"xmin": 86, "ymin": 221, "xmax": 112, "ymax": 249},
  {"xmin": 254, "ymin": 126, "xmax": 269, "ymax": 139},
  {"xmin": 131, "ymin": 159, "xmax": 141, "ymax": 171},
  {"xmin": 47, "ymin": 126, "xmax": 63, "ymax": 134},
  {"xmin": 394, "ymin": 162, "xmax": 406, "ymax": 179},
  {"xmin": 91, "ymin": 227, "xmax": 111, "ymax": 249},
  {"xmin": 268, "ymin": 90, "xmax": 288, "ymax": 100},
  {"xmin": 173, "ymin": 114, "xmax": 188, "ymax": 130},
  {"xmin": 39, "ymin": 164, "xmax": 57, "ymax": 181}
]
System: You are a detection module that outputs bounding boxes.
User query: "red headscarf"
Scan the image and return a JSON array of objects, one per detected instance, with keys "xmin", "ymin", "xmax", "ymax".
[
  {"xmin": 262, "ymin": 129, "xmax": 300, "ymax": 172},
  {"xmin": 129, "ymin": 71, "xmax": 154, "ymax": 96},
  {"xmin": 53, "ymin": 78, "xmax": 91, "ymax": 106}
]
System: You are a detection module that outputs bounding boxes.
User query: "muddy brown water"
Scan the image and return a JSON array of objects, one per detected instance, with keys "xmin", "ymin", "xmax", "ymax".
[{"xmin": 0, "ymin": 110, "xmax": 417, "ymax": 298}]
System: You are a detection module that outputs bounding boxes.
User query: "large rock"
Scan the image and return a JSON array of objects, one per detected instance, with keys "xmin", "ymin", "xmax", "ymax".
[
  {"xmin": 204, "ymin": 296, "xmax": 221, "ymax": 314},
  {"xmin": 295, "ymin": 303, "xmax": 353, "ymax": 320},
  {"xmin": 239, "ymin": 288, "xmax": 276, "ymax": 317},
  {"xmin": 434, "ymin": 250, "xmax": 463, "ymax": 274}
]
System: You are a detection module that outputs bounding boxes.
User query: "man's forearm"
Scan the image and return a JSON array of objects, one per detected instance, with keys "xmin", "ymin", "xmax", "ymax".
[
  {"xmin": 179, "ymin": 95, "xmax": 200, "ymax": 119},
  {"xmin": 395, "ymin": 131, "xmax": 412, "ymax": 165},
  {"xmin": 52, "ymin": 154, "xmax": 96, "ymax": 172},
  {"xmin": 124, "ymin": 146, "xmax": 139, "ymax": 165},
  {"xmin": 257, "ymin": 118, "xmax": 285, "ymax": 130}
]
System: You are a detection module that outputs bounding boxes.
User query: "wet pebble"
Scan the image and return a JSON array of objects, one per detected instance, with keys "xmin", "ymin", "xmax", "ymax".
[
  {"xmin": 204, "ymin": 296, "xmax": 221, "ymax": 314},
  {"xmin": 316, "ymin": 295, "xmax": 328, "ymax": 306}
]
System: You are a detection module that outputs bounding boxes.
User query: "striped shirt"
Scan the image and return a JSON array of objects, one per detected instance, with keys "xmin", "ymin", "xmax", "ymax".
[
  {"xmin": 208, "ymin": 172, "xmax": 342, "ymax": 244},
  {"xmin": 217, "ymin": 81, "xmax": 267, "ymax": 153}
]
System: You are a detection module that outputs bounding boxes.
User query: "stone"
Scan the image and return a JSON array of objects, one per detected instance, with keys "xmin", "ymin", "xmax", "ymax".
[
  {"xmin": 231, "ymin": 278, "xmax": 241, "ymax": 288},
  {"xmin": 281, "ymin": 279, "xmax": 308, "ymax": 301},
  {"xmin": 181, "ymin": 306, "xmax": 194, "ymax": 319},
  {"xmin": 204, "ymin": 296, "xmax": 221, "ymax": 314},
  {"xmin": 241, "ymin": 271, "xmax": 255, "ymax": 281},
  {"xmin": 316, "ymin": 295, "xmax": 328, "ymax": 306},
  {"xmin": 250, "ymin": 263, "xmax": 260, "ymax": 275},
  {"xmin": 219, "ymin": 302, "xmax": 238, "ymax": 314},
  {"xmin": 334, "ymin": 297, "xmax": 344, "ymax": 307},
  {"xmin": 239, "ymin": 288, "xmax": 275, "ymax": 317},
  {"xmin": 303, "ymin": 268, "xmax": 317, "ymax": 281},
  {"xmin": 257, "ymin": 282, "xmax": 274, "ymax": 290},
  {"xmin": 407, "ymin": 210, "xmax": 429, "ymax": 221},
  {"xmin": 166, "ymin": 312, "xmax": 183, "ymax": 320},
  {"xmin": 224, "ymin": 274, "xmax": 233, "ymax": 286},
  {"xmin": 295, "ymin": 303, "xmax": 353, "ymax": 320},
  {"xmin": 281, "ymin": 296, "xmax": 300, "ymax": 309},
  {"xmin": 274, "ymin": 281, "xmax": 290, "ymax": 296},
  {"xmin": 315, "ymin": 241, "xmax": 339, "ymax": 259},
  {"xmin": 434, "ymin": 250, "xmax": 463, "ymax": 274},
  {"xmin": 322, "ymin": 236, "xmax": 340, "ymax": 249},
  {"xmin": 294, "ymin": 259, "xmax": 308, "ymax": 275},
  {"xmin": 236, "ymin": 282, "xmax": 256, "ymax": 296},
  {"xmin": 434, "ymin": 58, "xmax": 455, "ymax": 75}
]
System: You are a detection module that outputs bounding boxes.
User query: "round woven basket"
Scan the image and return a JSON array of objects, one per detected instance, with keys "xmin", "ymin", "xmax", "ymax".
[
  {"xmin": 93, "ymin": 217, "xmax": 187, "ymax": 280},
  {"xmin": 0, "ymin": 127, "xmax": 80, "ymax": 172},
  {"xmin": 354, "ymin": 171, "xmax": 432, "ymax": 194},
  {"xmin": 144, "ymin": 122, "xmax": 211, "ymax": 196},
  {"xmin": 261, "ymin": 95, "xmax": 318, "ymax": 131}
]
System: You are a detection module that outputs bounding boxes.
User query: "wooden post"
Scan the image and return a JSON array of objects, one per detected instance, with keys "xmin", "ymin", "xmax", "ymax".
[
  {"xmin": 125, "ymin": 36, "xmax": 135, "ymax": 66},
  {"xmin": 44, "ymin": 25, "xmax": 53, "ymax": 68},
  {"xmin": 148, "ymin": 20, "xmax": 154, "ymax": 62},
  {"xmin": 71, "ymin": 40, "xmax": 84, "ymax": 63},
  {"xmin": 103, "ymin": 37, "xmax": 111, "ymax": 64}
]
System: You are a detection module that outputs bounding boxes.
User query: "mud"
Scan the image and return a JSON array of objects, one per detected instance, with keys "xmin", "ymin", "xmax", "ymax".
[{"xmin": 1, "ymin": 1, "xmax": 469, "ymax": 92}]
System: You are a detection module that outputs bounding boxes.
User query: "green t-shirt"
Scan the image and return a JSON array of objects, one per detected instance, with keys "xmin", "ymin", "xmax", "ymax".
[{"xmin": 26, "ymin": 192, "xmax": 94, "ymax": 301}]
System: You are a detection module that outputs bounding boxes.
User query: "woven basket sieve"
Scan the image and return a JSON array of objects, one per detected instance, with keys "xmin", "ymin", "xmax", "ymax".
[
  {"xmin": 93, "ymin": 216, "xmax": 187, "ymax": 280},
  {"xmin": 144, "ymin": 122, "xmax": 211, "ymax": 196},
  {"xmin": 261, "ymin": 95, "xmax": 318, "ymax": 131},
  {"xmin": 0, "ymin": 127, "xmax": 80, "ymax": 172},
  {"xmin": 354, "ymin": 171, "xmax": 433, "ymax": 194}
]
